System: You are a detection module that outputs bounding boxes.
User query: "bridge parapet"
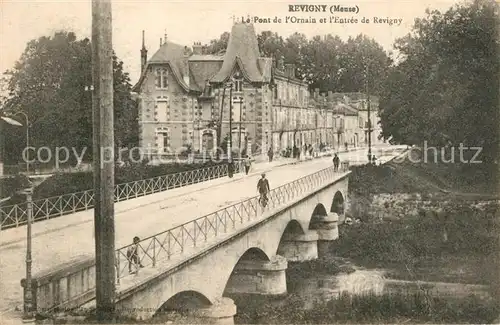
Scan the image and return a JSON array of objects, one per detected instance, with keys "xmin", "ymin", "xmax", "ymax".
[{"xmin": 21, "ymin": 254, "xmax": 95, "ymax": 314}]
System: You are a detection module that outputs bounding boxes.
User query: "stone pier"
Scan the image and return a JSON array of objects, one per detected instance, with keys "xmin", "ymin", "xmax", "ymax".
[
  {"xmin": 314, "ymin": 212, "xmax": 339, "ymax": 257},
  {"xmin": 277, "ymin": 231, "xmax": 319, "ymax": 262},
  {"xmin": 224, "ymin": 255, "xmax": 288, "ymax": 295},
  {"xmin": 184, "ymin": 297, "xmax": 237, "ymax": 325}
]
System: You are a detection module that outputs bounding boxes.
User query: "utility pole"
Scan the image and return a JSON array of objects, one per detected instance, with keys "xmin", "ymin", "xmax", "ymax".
[{"xmin": 92, "ymin": 0, "xmax": 116, "ymax": 321}]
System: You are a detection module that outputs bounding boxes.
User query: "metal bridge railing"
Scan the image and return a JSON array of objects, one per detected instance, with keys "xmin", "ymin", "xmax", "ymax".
[
  {"xmin": 0, "ymin": 162, "xmax": 244, "ymax": 230},
  {"xmin": 115, "ymin": 162, "xmax": 349, "ymax": 281}
]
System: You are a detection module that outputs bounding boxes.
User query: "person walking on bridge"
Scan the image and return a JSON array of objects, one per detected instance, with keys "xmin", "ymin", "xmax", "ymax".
[
  {"xmin": 333, "ymin": 153, "xmax": 340, "ymax": 172},
  {"xmin": 244, "ymin": 156, "xmax": 252, "ymax": 175},
  {"xmin": 257, "ymin": 173, "xmax": 270, "ymax": 207},
  {"xmin": 127, "ymin": 236, "xmax": 144, "ymax": 274}
]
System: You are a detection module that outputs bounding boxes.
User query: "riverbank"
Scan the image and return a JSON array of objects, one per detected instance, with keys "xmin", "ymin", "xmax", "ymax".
[{"xmin": 231, "ymin": 156, "xmax": 499, "ymax": 324}]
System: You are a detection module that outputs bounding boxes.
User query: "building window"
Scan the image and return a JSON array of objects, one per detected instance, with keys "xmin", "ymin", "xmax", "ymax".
[
  {"xmin": 155, "ymin": 68, "xmax": 168, "ymax": 89},
  {"xmin": 156, "ymin": 128, "xmax": 169, "ymax": 153},
  {"xmin": 231, "ymin": 96, "xmax": 244, "ymax": 122},
  {"xmin": 156, "ymin": 99, "xmax": 168, "ymax": 122},
  {"xmin": 235, "ymin": 80, "xmax": 242, "ymax": 92}
]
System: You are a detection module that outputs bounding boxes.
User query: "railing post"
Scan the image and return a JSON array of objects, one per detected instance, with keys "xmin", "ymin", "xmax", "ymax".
[
  {"xmin": 205, "ymin": 219, "xmax": 208, "ymax": 241},
  {"xmin": 152, "ymin": 238, "xmax": 156, "ymax": 267},
  {"xmin": 181, "ymin": 228, "xmax": 184, "ymax": 252},
  {"xmin": 193, "ymin": 223, "xmax": 197, "ymax": 247},
  {"xmin": 167, "ymin": 231, "xmax": 171, "ymax": 260}
]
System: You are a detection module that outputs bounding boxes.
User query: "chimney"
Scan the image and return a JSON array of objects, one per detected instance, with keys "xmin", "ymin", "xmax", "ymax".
[
  {"xmin": 140, "ymin": 30, "xmax": 148, "ymax": 73},
  {"xmin": 284, "ymin": 64, "xmax": 296, "ymax": 78},
  {"xmin": 193, "ymin": 42, "xmax": 203, "ymax": 55},
  {"xmin": 160, "ymin": 38, "xmax": 162, "ymax": 48},
  {"xmin": 182, "ymin": 46, "xmax": 190, "ymax": 85},
  {"xmin": 164, "ymin": 30, "xmax": 167, "ymax": 45}
]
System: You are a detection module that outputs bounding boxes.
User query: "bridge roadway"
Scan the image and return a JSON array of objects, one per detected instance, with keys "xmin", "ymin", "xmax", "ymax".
[{"xmin": 0, "ymin": 145, "xmax": 405, "ymax": 313}]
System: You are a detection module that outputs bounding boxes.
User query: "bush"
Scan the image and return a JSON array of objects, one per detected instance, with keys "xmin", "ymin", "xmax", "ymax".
[{"xmin": 0, "ymin": 174, "xmax": 32, "ymax": 205}]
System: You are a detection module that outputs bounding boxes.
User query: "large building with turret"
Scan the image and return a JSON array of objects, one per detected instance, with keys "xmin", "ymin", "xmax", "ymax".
[{"xmin": 132, "ymin": 21, "xmax": 383, "ymax": 159}]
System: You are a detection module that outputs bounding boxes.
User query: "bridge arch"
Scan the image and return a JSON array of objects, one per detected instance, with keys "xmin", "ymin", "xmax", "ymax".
[
  {"xmin": 156, "ymin": 290, "xmax": 212, "ymax": 315},
  {"xmin": 276, "ymin": 219, "xmax": 317, "ymax": 262},
  {"xmin": 308, "ymin": 203, "xmax": 328, "ymax": 230},
  {"xmin": 277, "ymin": 220, "xmax": 306, "ymax": 249},
  {"xmin": 330, "ymin": 190, "xmax": 345, "ymax": 216},
  {"xmin": 223, "ymin": 247, "xmax": 273, "ymax": 296}
]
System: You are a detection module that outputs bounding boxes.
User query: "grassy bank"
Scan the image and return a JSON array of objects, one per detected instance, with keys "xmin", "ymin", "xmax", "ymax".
[
  {"xmin": 343, "ymin": 154, "xmax": 499, "ymax": 299},
  {"xmin": 349, "ymin": 151, "xmax": 498, "ymax": 196},
  {"xmin": 232, "ymin": 291, "xmax": 498, "ymax": 324}
]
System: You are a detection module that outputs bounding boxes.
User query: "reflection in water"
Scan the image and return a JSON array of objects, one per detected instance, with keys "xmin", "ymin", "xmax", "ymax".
[{"xmin": 291, "ymin": 269, "xmax": 387, "ymax": 310}]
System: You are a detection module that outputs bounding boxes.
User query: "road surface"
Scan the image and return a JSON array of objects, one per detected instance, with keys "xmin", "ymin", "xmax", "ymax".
[{"xmin": 0, "ymin": 145, "xmax": 406, "ymax": 312}]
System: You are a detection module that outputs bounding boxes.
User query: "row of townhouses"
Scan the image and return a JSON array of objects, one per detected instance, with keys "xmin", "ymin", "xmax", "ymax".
[{"xmin": 132, "ymin": 22, "xmax": 383, "ymax": 158}]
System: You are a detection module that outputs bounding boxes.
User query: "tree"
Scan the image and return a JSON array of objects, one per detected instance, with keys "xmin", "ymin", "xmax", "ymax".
[
  {"xmin": 2, "ymin": 31, "xmax": 138, "ymax": 165},
  {"xmin": 204, "ymin": 32, "xmax": 230, "ymax": 54},
  {"xmin": 379, "ymin": 0, "xmax": 499, "ymax": 161}
]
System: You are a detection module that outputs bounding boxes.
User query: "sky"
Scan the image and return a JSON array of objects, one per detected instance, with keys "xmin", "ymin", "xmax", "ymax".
[{"xmin": 1, "ymin": 0, "xmax": 463, "ymax": 85}]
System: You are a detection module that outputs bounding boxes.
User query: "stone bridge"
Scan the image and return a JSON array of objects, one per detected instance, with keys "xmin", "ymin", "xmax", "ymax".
[{"xmin": 23, "ymin": 167, "xmax": 349, "ymax": 324}]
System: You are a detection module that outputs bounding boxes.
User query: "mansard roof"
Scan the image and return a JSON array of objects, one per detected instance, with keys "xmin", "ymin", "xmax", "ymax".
[
  {"xmin": 132, "ymin": 23, "xmax": 272, "ymax": 94},
  {"xmin": 132, "ymin": 41, "xmax": 191, "ymax": 92},
  {"xmin": 210, "ymin": 22, "xmax": 267, "ymax": 83}
]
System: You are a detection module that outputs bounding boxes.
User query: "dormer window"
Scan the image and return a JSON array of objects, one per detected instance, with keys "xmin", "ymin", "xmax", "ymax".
[
  {"xmin": 232, "ymin": 72, "xmax": 243, "ymax": 92},
  {"xmin": 156, "ymin": 68, "xmax": 168, "ymax": 89}
]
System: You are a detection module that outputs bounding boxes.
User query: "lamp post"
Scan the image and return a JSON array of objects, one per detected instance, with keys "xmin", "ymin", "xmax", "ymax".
[
  {"xmin": 1, "ymin": 111, "xmax": 29, "ymax": 174},
  {"xmin": 2, "ymin": 112, "xmax": 35, "ymax": 322},
  {"xmin": 19, "ymin": 184, "xmax": 34, "ymax": 322}
]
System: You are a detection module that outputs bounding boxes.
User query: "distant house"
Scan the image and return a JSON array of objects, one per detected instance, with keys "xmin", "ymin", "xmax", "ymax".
[{"xmin": 132, "ymin": 22, "xmax": 383, "ymax": 159}]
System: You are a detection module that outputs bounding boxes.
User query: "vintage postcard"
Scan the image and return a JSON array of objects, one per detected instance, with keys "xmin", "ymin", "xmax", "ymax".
[{"xmin": 0, "ymin": 0, "xmax": 498, "ymax": 324}]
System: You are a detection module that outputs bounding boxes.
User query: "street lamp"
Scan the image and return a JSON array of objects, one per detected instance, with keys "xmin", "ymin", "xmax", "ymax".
[
  {"xmin": 1, "ymin": 111, "xmax": 30, "ymax": 174},
  {"xmin": 19, "ymin": 183, "xmax": 34, "ymax": 322}
]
